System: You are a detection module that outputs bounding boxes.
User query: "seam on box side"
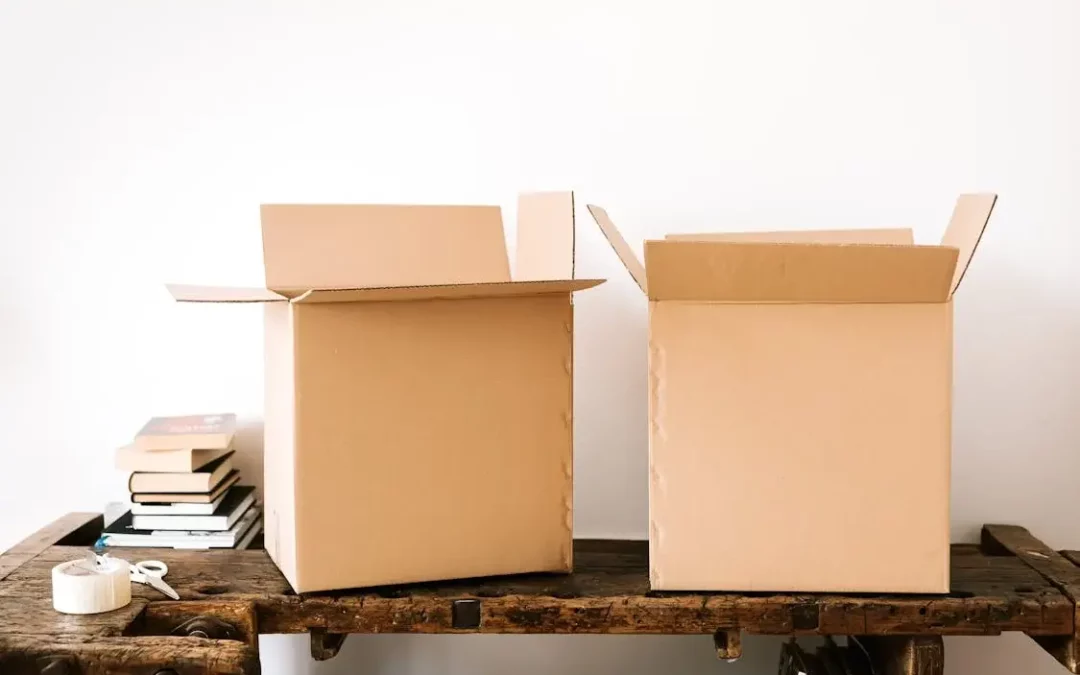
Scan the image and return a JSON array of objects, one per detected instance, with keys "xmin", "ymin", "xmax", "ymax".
[
  {"xmin": 943, "ymin": 301, "xmax": 954, "ymax": 591},
  {"xmin": 562, "ymin": 297, "xmax": 574, "ymax": 570},
  {"xmin": 290, "ymin": 304, "xmax": 302, "ymax": 587},
  {"xmin": 647, "ymin": 301, "xmax": 665, "ymax": 588}
]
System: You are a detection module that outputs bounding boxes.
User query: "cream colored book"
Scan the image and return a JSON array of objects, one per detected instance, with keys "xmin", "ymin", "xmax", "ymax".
[
  {"xmin": 128, "ymin": 451, "xmax": 235, "ymax": 494},
  {"xmin": 115, "ymin": 444, "xmax": 232, "ymax": 473},
  {"xmin": 132, "ymin": 471, "xmax": 240, "ymax": 504}
]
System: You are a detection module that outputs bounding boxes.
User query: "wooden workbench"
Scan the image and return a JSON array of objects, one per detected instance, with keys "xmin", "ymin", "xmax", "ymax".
[{"xmin": 1, "ymin": 513, "xmax": 1079, "ymax": 674}]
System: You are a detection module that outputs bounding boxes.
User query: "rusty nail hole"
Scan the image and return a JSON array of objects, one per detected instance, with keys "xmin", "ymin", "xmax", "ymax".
[{"xmin": 918, "ymin": 607, "xmax": 927, "ymax": 615}]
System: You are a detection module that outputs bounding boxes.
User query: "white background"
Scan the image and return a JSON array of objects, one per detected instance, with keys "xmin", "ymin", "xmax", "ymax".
[{"xmin": 2, "ymin": 0, "xmax": 1078, "ymax": 673}]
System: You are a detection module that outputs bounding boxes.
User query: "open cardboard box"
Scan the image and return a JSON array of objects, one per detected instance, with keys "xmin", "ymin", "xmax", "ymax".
[
  {"xmin": 169, "ymin": 192, "xmax": 603, "ymax": 592},
  {"xmin": 588, "ymin": 194, "xmax": 997, "ymax": 593}
]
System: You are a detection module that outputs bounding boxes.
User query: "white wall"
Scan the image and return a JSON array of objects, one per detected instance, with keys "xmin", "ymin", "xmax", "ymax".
[{"xmin": 2, "ymin": 0, "xmax": 1078, "ymax": 673}]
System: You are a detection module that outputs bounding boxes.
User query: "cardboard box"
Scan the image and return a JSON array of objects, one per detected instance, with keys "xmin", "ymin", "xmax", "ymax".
[
  {"xmin": 168, "ymin": 192, "xmax": 603, "ymax": 592},
  {"xmin": 586, "ymin": 194, "xmax": 997, "ymax": 593}
]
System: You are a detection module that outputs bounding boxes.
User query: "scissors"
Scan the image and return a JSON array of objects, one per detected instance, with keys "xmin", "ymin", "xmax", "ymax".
[{"xmin": 129, "ymin": 560, "xmax": 179, "ymax": 600}]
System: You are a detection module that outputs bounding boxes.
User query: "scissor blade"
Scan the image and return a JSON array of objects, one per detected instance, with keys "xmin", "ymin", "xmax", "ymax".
[{"xmin": 148, "ymin": 575, "xmax": 180, "ymax": 600}]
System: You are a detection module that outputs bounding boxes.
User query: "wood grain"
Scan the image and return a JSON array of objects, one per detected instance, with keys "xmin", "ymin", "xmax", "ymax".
[
  {"xmin": 0, "ymin": 513, "xmax": 102, "ymax": 582},
  {"xmin": 1, "ymin": 516, "xmax": 1078, "ymax": 674},
  {"xmin": 983, "ymin": 524, "xmax": 1080, "ymax": 673},
  {"xmin": 1, "ymin": 539, "xmax": 1072, "ymax": 639},
  {"xmin": 0, "ymin": 635, "xmax": 259, "ymax": 675}
]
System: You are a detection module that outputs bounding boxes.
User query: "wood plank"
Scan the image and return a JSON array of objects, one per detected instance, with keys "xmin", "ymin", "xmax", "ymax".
[
  {"xmin": 0, "ymin": 513, "xmax": 102, "ymax": 581},
  {"xmin": 134, "ymin": 601, "xmax": 259, "ymax": 647},
  {"xmin": 982, "ymin": 524, "xmax": 1080, "ymax": 673},
  {"xmin": 0, "ymin": 536, "xmax": 1075, "ymax": 644},
  {"xmin": 982, "ymin": 525, "xmax": 1080, "ymax": 598},
  {"xmin": 0, "ymin": 635, "xmax": 259, "ymax": 675}
]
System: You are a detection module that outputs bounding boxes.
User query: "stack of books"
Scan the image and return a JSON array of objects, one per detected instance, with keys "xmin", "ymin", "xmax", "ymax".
[{"xmin": 102, "ymin": 413, "xmax": 262, "ymax": 550}]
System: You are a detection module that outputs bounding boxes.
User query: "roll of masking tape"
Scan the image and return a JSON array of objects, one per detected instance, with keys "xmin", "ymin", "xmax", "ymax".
[{"xmin": 52, "ymin": 555, "xmax": 132, "ymax": 615}]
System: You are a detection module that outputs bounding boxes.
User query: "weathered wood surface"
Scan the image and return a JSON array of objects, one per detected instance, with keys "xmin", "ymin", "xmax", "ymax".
[
  {"xmin": 2, "ymin": 515, "xmax": 1079, "ymax": 674},
  {"xmin": 0, "ymin": 512, "xmax": 102, "ymax": 582},
  {"xmin": 0, "ymin": 635, "xmax": 260, "ymax": 675},
  {"xmin": 0, "ymin": 537, "xmax": 1074, "ymax": 640},
  {"xmin": 136, "ymin": 600, "xmax": 260, "ymax": 646},
  {"xmin": 984, "ymin": 525, "xmax": 1080, "ymax": 673}
]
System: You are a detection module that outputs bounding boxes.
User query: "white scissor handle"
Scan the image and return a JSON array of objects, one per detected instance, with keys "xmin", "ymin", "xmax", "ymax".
[{"xmin": 134, "ymin": 560, "xmax": 168, "ymax": 578}]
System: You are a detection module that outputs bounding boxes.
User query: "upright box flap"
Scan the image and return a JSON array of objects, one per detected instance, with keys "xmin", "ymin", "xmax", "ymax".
[
  {"xmin": 291, "ymin": 278, "xmax": 604, "ymax": 304},
  {"xmin": 666, "ymin": 228, "xmax": 915, "ymax": 245},
  {"xmin": 166, "ymin": 284, "xmax": 289, "ymax": 303},
  {"xmin": 261, "ymin": 204, "xmax": 511, "ymax": 290},
  {"xmin": 585, "ymin": 204, "xmax": 647, "ymax": 294},
  {"xmin": 941, "ymin": 193, "xmax": 996, "ymax": 295},
  {"xmin": 643, "ymin": 241, "xmax": 958, "ymax": 303},
  {"xmin": 516, "ymin": 191, "xmax": 575, "ymax": 281}
]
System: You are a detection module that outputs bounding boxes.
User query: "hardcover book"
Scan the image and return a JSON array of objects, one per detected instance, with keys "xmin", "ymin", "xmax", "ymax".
[
  {"xmin": 135, "ymin": 413, "xmax": 237, "ymax": 451},
  {"xmin": 127, "ymin": 451, "xmax": 235, "ymax": 494},
  {"xmin": 131, "ymin": 486, "xmax": 255, "ymax": 531}
]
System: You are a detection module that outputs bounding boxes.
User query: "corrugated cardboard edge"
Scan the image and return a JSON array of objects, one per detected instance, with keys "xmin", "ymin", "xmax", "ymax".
[
  {"xmin": 290, "ymin": 279, "xmax": 603, "ymax": 304},
  {"xmin": 586, "ymin": 204, "xmax": 647, "ymax": 294},
  {"xmin": 263, "ymin": 302, "xmax": 300, "ymax": 591},
  {"xmin": 666, "ymin": 228, "xmax": 915, "ymax": 245},
  {"xmin": 942, "ymin": 193, "xmax": 997, "ymax": 295},
  {"xmin": 516, "ymin": 191, "xmax": 576, "ymax": 281},
  {"xmin": 563, "ymin": 298, "xmax": 575, "ymax": 572}
]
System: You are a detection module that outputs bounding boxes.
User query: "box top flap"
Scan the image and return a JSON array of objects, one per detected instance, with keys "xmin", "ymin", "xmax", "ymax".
[
  {"xmin": 291, "ymin": 278, "xmax": 603, "ymax": 304},
  {"xmin": 643, "ymin": 240, "xmax": 958, "ymax": 303},
  {"xmin": 515, "ymin": 191, "xmax": 575, "ymax": 281},
  {"xmin": 585, "ymin": 204, "xmax": 647, "ymax": 294},
  {"xmin": 166, "ymin": 284, "xmax": 291, "ymax": 303},
  {"xmin": 666, "ymin": 228, "xmax": 915, "ymax": 245},
  {"xmin": 260, "ymin": 203, "xmax": 511, "ymax": 290},
  {"xmin": 941, "ymin": 193, "xmax": 996, "ymax": 295}
]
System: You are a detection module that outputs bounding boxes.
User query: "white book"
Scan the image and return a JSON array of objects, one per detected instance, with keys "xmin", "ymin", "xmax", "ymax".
[
  {"xmin": 236, "ymin": 518, "xmax": 262, "ymax": 550},
  {"xmin": 130, "ymin": 491, "xmax": 227, "ymax": 516},
  {"xmin": 131, "ymin": 487, "xmax": 254, "ymax": 531},
  {"xmin": 103, "ymin": 503, "xmax": 260, "ymax": 549}
]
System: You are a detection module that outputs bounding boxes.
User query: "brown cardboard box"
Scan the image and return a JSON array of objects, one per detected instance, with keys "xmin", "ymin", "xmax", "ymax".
[
  {"xmin": 587, "ymin": 194, "xmax": 997, "ymax": 593},
  {"xmin": 168, "ymin": 192, "xmax": 603, "ymax": 592}
]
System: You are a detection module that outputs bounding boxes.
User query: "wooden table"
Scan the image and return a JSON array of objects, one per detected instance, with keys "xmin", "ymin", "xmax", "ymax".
[{"xmin": 2, "ymin": 514, "xmax": 1079, "ymax": 675}]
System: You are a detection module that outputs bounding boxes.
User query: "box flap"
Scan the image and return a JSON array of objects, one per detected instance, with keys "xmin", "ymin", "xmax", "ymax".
[
  {"xmin": 643, "ymin": 241, "xmax": 958, "ymax": 303},
  {"xmin": 585, "ymin": 204, "xmax": 647, "ymax": 294},
  {"xmin": 941, "ymin": 193, "xmax": 996, "ymax": 295},
  {"xmin": 516, "ymin": 191, "xmax": 575, "ymax": 281},
  {"xmin": 166, "ymin": 284, "xmax": 289, "ymax": 303},
  {"xmin": 666, "ymin": 228, "xmax": 915, "ymax": 245},
  {"xmin": 261, "ymin": 204, "xmax": 511, "ymax": 290},
  {"xmin": 290, "ymin": 278, "xmax": 604, "ymax": 304}
]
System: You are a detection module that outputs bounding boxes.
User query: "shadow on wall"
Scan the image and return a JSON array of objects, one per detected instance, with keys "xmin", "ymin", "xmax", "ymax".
[
  {"xmin": 260, "ymin": 633, "xmax": 797, "ymax": 675},
  {"xmin": 950, "ymin": 254, "xmax": 1080, "ymax": 547},
  {"xmin": 233, "ymin": 416, "xmax": 265, "ymax": 499}
]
